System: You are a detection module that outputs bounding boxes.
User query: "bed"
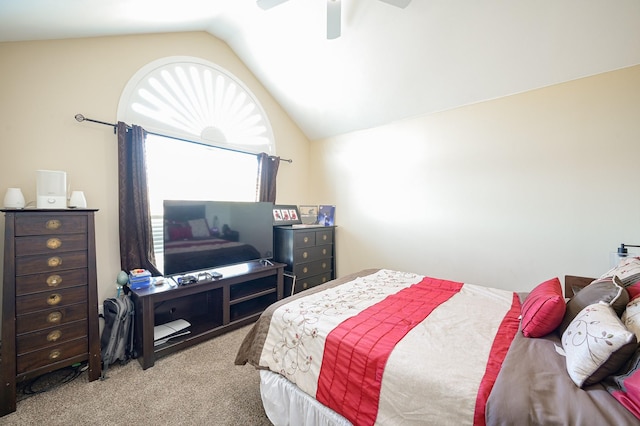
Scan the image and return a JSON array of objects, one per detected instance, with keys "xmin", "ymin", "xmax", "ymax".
[{"xmin": 236, "ymin": 266, "xmax": 640, "ymax": 425}]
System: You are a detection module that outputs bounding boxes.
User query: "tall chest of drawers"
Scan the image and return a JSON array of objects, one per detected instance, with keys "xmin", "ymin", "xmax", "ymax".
[
  {"xmin": 1, "ymin": 209, "xmax": 101, "ymax": 416},
  {"xmin": 273, "ymin": 226, "xmax": 336, "ymax": 295}
]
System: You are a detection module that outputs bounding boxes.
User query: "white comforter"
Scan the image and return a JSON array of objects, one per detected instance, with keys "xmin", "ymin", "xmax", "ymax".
[{"xmin": 254, "ymin": 269, "xmax": 520, "ymax": 426}]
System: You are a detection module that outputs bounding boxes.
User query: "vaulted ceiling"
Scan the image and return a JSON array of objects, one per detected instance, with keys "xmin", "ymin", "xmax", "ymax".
[{"xmin": 1, "ymin": 0, "xmax": 639, "ymax": 140}]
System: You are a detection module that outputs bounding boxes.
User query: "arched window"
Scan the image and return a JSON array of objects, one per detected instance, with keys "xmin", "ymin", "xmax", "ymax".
[
  {"xmin": 118, "ymin": 56, "xmax": 274, "ymax": 154},
  {"xmin": 117, "ymin": 56, "xmax": 275, "ymax": 270}
]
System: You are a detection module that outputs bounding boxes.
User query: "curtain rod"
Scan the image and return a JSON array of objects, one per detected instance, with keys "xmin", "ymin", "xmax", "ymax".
[{"xmin": 74, "ymin": 113, "xmax": 292, "ymax": 163}]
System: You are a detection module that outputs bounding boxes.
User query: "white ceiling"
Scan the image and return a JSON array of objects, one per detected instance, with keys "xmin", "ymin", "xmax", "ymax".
[{"xmin": 1, "ymin": 0, "xmax": 639, "ymax": 141}]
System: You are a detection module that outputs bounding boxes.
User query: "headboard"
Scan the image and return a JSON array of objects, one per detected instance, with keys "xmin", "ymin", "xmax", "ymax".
[{"xmin": 564, "ymin": 275, "xmax": 595, "ymax": 298}]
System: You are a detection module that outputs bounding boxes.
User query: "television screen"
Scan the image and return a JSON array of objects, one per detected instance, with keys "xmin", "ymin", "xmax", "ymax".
[{"xmin": 162, "ymin": 200, "xmax": 274, "ymax": 276}]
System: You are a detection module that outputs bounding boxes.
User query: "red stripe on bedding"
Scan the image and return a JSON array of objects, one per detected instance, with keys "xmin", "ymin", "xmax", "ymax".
[
  {"xmin": 316, "ymin": 277, "xmax": 463, "ymax": 426},
  {"xmin": 473, "ymin": 292, "xmax": 521, "ymax": 426}
]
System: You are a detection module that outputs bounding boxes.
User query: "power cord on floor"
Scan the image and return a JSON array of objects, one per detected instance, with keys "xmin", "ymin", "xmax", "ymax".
[{"xmin": 17, "ymin": 362, "xmax": 87, "ymax": 401}]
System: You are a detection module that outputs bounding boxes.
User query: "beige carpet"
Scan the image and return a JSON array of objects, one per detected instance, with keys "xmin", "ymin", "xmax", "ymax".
[{"xmin": 0, "ymin": 325, "xmax": 272, "ymax": 426}]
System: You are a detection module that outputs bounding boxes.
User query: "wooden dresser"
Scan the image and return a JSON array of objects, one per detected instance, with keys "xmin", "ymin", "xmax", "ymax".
[
  {"xmin": 273, "ymin": 226, "xmax": 335, "ymax": 295},
  {"xmin": 1, "ymin": 209, "xmax": 101, "ymax": 416}
]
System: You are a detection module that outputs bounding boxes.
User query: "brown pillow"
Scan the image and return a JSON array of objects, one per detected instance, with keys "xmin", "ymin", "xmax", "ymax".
[{"xmin": 557, "ymin": 276, "xmax": 628, "ymax": 336}]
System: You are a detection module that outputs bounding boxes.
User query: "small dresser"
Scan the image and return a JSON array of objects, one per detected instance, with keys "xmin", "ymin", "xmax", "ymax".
[
  {"xmin": 273, "ymin": 226, "xmax": 336, "ymax": 295},
  {"xmin": 1, "ymin": 209, "xmax": 100, "ymax": 417}
]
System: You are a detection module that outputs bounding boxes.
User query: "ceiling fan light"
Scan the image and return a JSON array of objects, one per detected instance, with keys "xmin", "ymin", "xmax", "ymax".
[
  {"xmin": 378, "ymin": 0, "xmax": 412, "ymax": 8},
  {"xmin": 327, "ymin": 0, "xmax": 341, "ymax": 39},
  {"xmin": 256, "ymin": 0, "xmax": 289, "ymax": 10}
]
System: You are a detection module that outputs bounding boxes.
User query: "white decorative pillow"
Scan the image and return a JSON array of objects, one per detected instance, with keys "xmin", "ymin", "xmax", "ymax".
[
  {"xmin": 188, "ymin": 218, "xmax": 211, "ymax": 238},
  {"xmin": 600, "ymin": 257, "xmax": 640, "ymax": 286},
  {"xmin": 562, "ymin": 302, "xmax": 637, "ymax": 388},
  {"xmin": 622, "ymin": 298, "xmax": 640, "ymax": 342}
]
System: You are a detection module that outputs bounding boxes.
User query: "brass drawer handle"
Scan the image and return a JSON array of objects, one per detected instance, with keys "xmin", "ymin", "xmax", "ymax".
[
  {"xmin": 303, "ymin": 236, "xmax": 309, "ymax": 243},
  {"xmin": 47, "ymin": 275, "xmax": 62, "ymax": 287},
  {"xmin": 322, "ymin": 262, "xmax": 327, "ymax": 269},
  {"xmin": 47, "ymin": 293, "xmax": 62, "ymax": 306},
  {"xmin": 322, "ymin": 235, "xmax": 328, "ymax": 241},
  {"xmin": 302, "ymin": 251, "xmax": 308, "ymax": 259},
  {"xmin": 302, "ymin": 282, "xmax": 308, "ymax": 289},
  {"xmin": 49, "ymin": 350, "xmax": 62, "ymax": 360},
  {"xmin": 46, "ymin": 219, "xmax": 61, "ymax": 230},
  {"xmin": 303, "ymin": 267, "xmax": 308, "ymax": 274},
  {"xmin": 46, "ymin": 238, "xmax": 62, "ymax": 250},
  {"xmin": 48, "ymin": 256, "xmax": 62, "ymax": 268},
  {"xmin": 322, "ymin": 277, "xmax": 327, "ymax": 283},
  {"xmin": 322, "ymin": 248, "xmax": 327, "ymax": 255},
  {"xmin": 47, "ymin": 329, "xmax": 62, "ymax": 342},
  {"xmin": 47, "ymin": 311, "xmax": 62, "ymax": 324}
]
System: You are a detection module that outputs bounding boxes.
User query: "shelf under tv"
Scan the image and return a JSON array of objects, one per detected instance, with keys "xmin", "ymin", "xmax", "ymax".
[{"xmin": 130, "ymin": 260, "xmax": 285, "ymax": 369}]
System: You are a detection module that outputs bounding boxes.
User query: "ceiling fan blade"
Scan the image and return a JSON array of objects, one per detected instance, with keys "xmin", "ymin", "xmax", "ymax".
[
  {"xmin": 257, "ymin": 0, "xmax": 289, "ymax": 10},
  {"xmin": 327, "ymin": 0, "xmax": 341, "ymax": 39},
  {"xmin": 378, "ymin": 0, "xmax": 412, "ymax": 8}
]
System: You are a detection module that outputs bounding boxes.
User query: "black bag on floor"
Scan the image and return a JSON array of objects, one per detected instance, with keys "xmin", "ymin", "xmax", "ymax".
[{"xmin": 100, "ymin": 294, "xmax": 135, "ymax": 379}]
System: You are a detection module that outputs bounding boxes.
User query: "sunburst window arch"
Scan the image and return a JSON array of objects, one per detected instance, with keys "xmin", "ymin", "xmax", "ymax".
[{"xmin": 117, "ymin": 56, "xmax": 275, "ymax": 155}]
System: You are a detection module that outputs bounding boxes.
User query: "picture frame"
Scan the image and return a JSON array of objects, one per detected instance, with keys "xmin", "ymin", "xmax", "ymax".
[
  {"xmin": 272, "ymin": 204, "xmax": 302, "ymax": 226},
  {"xmin": 318, "ymin": 205, "xmax": 336, "ymax": 226},
  {"xmin": 299, "ymin": 205, "xmax": 319, "ymax": 225}
]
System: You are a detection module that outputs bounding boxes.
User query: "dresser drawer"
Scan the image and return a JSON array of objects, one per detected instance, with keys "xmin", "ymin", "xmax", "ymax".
[
  {"xmin": 15, "ymin": 215, "xmax": 87, "ymax": 236},
  {"xmin": 296, "ymin": 272, "xmax": 332, "ymax": 293},
  {"xmin": 15, "ymin": 251, "xmax": 88, "ymax": 276},
  {"xmin": 17, "ymin": 303, "xmax": 88, "ymax": 335},
  {"xmin": 16, "ymin": 269, "xmax": 88, "ymax": 296},
  {"xmin": 16, "ymin": 320, "xmax": 87, "ymax": 355},
  {"xmin": 314, "ymin": 229, "xmax": 333, "ymax": 245},
  {"xmin": 16, "ymin": 286, "xmax": 87, "ymax": 315},
  {"xmin": 17, "ymin": 337, "xmax": 88, "ymax": 375},
  {"xmin": 294, "ymin": 244, "xmax": 333, "ymax": 263},
  {"xmin": 293, "ymin": 258, "xmax": 332, "ymax": 279},
  {"xmin": 294, "ymin": 231, "xmax": 316, "ymax": 248},
  {"xmin": 15, "ymin": 233, "xmax": 88, "ymax": 256}
]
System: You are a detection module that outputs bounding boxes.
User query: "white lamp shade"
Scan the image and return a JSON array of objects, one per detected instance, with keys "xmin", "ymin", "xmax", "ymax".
[
  {"xmin": 4, "ymin": 188, "xmax": 25, "ymax": 209},
  {"xmin": 68, "ymin": 191, "xmax": 87, "ymax": 208}
]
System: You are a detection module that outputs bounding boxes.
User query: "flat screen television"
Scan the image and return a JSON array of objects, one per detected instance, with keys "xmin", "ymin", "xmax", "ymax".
[{"xmin": 162, "ymin": 200, "xmax": 274, "ymax": 276}]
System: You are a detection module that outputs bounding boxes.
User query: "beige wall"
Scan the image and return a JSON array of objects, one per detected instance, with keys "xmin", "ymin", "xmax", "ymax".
[
  {"xmin": 310, "ymin": 65, "xmax": 640, "ymax": 291},
  {"xmin": 1, "ymin": 31, "xmax": 639, "ymax": 315},
  {"xmin": 0, "ymin": 32, "xmax": 310, "ymax": 315}
]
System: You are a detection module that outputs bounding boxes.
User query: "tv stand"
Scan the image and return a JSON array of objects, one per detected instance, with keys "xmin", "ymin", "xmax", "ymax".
[{"xmin": 130, "ymin": 260, "xmax": 285, "ymax": 369}]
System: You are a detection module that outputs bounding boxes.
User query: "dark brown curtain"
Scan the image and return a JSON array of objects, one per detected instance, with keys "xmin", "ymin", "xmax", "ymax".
[
  {"xmin": 117, "ymin": 122, "xmax": 160, "ymax": 275},
  {"xmin": 257, "ymin": 153, "xmax": 280, "ymax": 203}
]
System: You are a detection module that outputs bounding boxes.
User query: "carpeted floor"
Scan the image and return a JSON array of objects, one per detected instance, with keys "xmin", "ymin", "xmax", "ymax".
[{"xmin": 0, "ymin": 325, "xmax": 272, "ymax": 425}]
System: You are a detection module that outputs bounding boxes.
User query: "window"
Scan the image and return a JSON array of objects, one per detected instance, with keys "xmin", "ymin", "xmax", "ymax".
[{"xmin": 117, "ymin": 56, "xmax": 275, "ymax": 271}]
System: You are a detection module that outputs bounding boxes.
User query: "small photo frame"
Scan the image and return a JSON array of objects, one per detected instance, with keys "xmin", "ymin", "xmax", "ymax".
[
  {"xmin": 299, "ymin": 205, "xmax": 319, "ymax": 225},
  {"xmin": 318, "ymin": 205, "xmax": 336, "ymax": 226},
  {"xmin": 273, "ymin": 204, "xmax": 302, "ymax": 226}
]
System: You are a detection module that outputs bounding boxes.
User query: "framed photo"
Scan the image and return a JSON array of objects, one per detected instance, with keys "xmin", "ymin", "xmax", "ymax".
[
  {"xmin": 273, "ymin": 204, "xmax": 302, "ymax": 226},
  {"xmin": 318, "ymin": 205, "xmax": 336, "ymax": 226},
  {"xmin": 299, "ymin": 205, "xmax": 319, "ymax": 224}
]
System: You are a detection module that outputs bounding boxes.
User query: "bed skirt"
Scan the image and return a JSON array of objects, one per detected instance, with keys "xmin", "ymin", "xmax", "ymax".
[{"xmin": 260, "ymin": 370, "xmax": 352, "ymax": 426}]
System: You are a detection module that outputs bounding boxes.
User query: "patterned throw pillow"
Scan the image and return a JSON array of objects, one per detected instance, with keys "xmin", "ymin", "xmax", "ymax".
[
  {"xmin": 521, "ymin": 278, "xmax": 566, "ymax": 338},
  {"xmin": 562, "ymin": 302, "xmax": 637, "ymax": 388},
  {"xmin": 601, "ymin": 257, "xmax": 640, "ymax": 286},
  {"xmin": 623, "ymin": 298, "xmax": 640, "ymax": 342}
]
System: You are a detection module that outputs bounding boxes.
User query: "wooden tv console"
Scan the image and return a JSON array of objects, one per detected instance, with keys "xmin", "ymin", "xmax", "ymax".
[{"xmin": 130, "ymin": 260, "xmax": 284, "ymax": 369}]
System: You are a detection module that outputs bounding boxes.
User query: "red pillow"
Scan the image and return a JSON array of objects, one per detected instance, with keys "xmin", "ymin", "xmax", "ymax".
[
  {"xmin": 521, "ymin": 277, "xmax": 566, "ymax": 338},
  {"xmin": 627, "ymin": 282, "xmax": 640, "ymax": 301}
]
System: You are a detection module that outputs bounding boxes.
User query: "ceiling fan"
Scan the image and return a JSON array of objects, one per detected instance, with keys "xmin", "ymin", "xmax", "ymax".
[{"xmin": 257, "ymin": 0, "xmax": 412, "ymax": 40}]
